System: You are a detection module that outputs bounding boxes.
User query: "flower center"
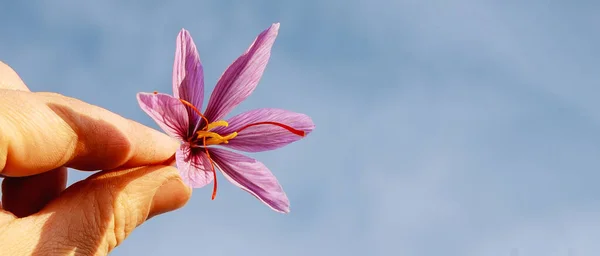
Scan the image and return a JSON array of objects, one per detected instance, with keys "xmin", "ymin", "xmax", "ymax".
[
  {"xmin": 194, "ymin": 121, "xmax": 238, "ymax": 146},
  {"xmin": 178, "ymin": 98, "xmax": 305, "ymax": 201}
]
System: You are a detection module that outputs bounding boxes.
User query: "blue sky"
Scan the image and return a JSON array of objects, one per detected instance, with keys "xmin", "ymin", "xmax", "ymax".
[{"xmin": 1, "ymin": 1, "xmax": 600, "ymax": 255}]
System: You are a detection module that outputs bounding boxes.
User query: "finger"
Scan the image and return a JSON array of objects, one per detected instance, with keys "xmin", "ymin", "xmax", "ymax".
[
  {"xmin": 2, "ymin": 167, "xmax": 67, "ymax": 218},
  {"xmin": 0, "ymin": 90, "xmax": 179, "ymax": 177},
  {"xmin": 0, "ymin": 61, "xmax": 30, "ymax": 91},
  {"xmin": 0, "ymin": 199, "xmax": 17, "ymax": 226},
  {"xmin": 0, "ymin": 61, "xmax": 71, "ymax": 216},
  {"xmin": 28, "ymin": 164, "xmax": 191, "ymax": 254}
]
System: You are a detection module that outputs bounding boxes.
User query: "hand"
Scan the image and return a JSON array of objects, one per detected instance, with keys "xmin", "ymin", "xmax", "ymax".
[{"xmin": 0, "ymin": 62, "xmax": 191, "ymax": 255}]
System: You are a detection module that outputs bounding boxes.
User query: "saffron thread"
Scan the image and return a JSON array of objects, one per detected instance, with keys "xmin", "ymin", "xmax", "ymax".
[{"xmin": 237, "ymin": 121, "xmax": 305, "ymax": 137}]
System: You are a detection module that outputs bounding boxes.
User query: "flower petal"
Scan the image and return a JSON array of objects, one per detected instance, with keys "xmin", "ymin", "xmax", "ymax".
[
  {"xmin": 213, "ymin": 108, "xmax": 314, "ymax": 152},
  {"xmin": 203, "ymin": 23, "xmax": 280, "ymax": 122},
  {"xmin": 173, "ymin": 29, "xmax": 205, "ymax": 127},
  {"xmin": 176, "ymin": 143, "xmax": 214, "ymax": 188},
  {"xmin": 137, "ymin": 92, "xmax": 189, "ymax": 140},
  {"xmin": 210, "ymin": 148, "xmax": 290, "ymax": 213}
]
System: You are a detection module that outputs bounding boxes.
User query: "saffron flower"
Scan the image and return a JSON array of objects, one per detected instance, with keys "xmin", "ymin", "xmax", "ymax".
[{"xmin": 136, "ymin": 23, "xmax": 314, "ymax": 213}]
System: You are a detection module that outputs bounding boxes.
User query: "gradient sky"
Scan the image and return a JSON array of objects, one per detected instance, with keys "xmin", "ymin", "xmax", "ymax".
[{"xmin": 1, "ymin": 1, "xmax": 600, "ymax": 255}]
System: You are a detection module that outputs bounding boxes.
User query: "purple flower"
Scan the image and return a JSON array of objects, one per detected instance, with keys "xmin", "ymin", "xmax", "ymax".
[{"xmin": 136, "ymin": 23, "xmax": 314, "ymax": 213}]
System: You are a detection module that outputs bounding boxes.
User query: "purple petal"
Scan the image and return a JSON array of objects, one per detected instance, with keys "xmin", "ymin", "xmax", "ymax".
[
  {"xmin": 203, "ymin": 23, "xmax": 280, "ymax": 122},
  {"xmin": 137, "ymin": 92, "xmax": 189, "ymax": 140},
  {"xmin": 210, "ymin": 148, "xmax": 290, "ymax": 213},
  {"xmin": 176, "ymin": 143, "xmax": 214, "ymax": 188},
  {"xmin": 173, "ymin": 29, "xmax": 205, "ymax": 128},
  {"xmin": 213, "ymin": 108, "xmax": 314, "ymax": 152}
]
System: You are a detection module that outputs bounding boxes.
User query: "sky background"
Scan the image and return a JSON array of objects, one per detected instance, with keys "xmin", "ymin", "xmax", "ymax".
[{"xmin": 1, "ymin": 1, "xmax": 600, "ymax": 255}]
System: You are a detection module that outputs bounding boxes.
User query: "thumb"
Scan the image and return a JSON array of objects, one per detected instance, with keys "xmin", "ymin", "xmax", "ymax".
[{"xmin": 1, "ymin": 164, "xmax": 192, "ymax": 255}]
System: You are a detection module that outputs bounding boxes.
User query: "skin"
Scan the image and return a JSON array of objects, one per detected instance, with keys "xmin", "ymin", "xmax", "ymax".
[{"xmin": 0, "ymin": 61, "xmax": 192, "ymax": 255}]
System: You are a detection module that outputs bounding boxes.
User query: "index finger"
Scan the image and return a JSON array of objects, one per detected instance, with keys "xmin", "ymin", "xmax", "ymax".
[{"xmin": 0, "ymin": 90, "xmax": 179, "ymax": 177}]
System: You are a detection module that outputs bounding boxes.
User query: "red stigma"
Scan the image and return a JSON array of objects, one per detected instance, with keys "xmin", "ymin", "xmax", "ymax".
[
  {"xmin": 237, "ymin": 121, "xmax": 306, "ymax": 137},
  {"xmin": 179, "ymin": 99, "xmax": 209, "ymax": 127},
  {"xmin": 179, "ymin": 99, "xmax": 218, "ymax": 200},
  {"xmin": 202, "ymin": 137, "xmax": 218, "ymax": 200}
]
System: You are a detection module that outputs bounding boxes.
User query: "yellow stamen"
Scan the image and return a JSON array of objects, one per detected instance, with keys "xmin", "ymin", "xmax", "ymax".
[
  {"xmin": 196, "ymin": 125, "xmax": 238, "ymax": 145},
  {"xmin": 206, "ymin": 120, "xmax": 229, "ymax": 131},
  {"xmin": 205, "ymin": 132, "xmax": 237, "ymax": 145}
]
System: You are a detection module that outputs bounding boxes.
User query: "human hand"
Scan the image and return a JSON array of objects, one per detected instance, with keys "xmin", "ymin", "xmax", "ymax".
[{"xmin": 0, "ymin": 61, "xmax": 191, "ymax": 255}]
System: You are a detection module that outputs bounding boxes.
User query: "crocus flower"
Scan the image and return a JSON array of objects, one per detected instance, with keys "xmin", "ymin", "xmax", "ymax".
[{"xmin": 136, "ymin": 23, "xmax": 314, "ymax": 213}]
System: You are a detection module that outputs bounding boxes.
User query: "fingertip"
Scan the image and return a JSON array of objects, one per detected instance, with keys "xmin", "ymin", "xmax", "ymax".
[
  {"xmin": 148, "ymin": 176, "xmax": 192, "ymax": 219},
  {"xmin": 121, "ymin": 120, "xmax": 180, "ymax": 168}
]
